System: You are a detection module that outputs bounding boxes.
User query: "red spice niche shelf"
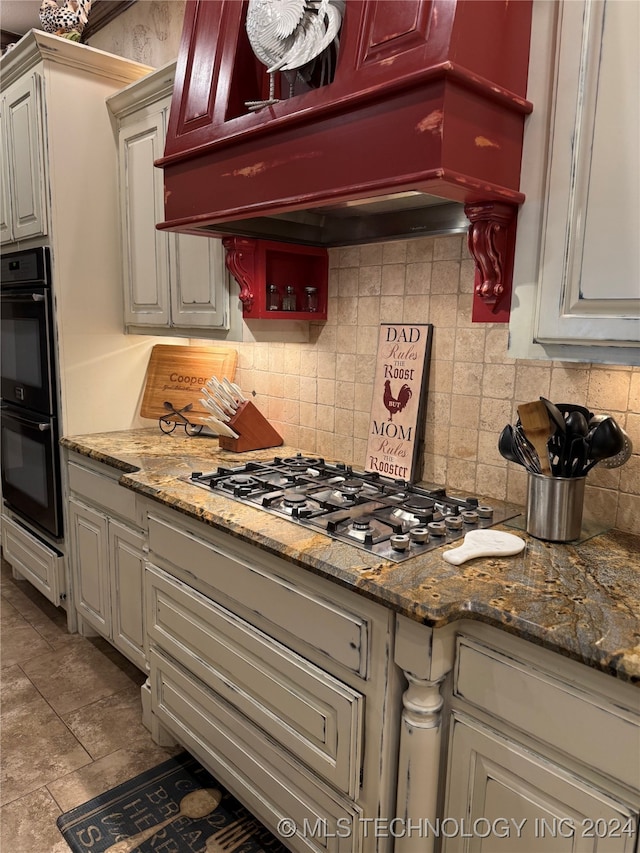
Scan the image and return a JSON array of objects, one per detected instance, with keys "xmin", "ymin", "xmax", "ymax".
[{"xmin": 223, "ymin": 237, "xmax": 328, "ymax": 321}]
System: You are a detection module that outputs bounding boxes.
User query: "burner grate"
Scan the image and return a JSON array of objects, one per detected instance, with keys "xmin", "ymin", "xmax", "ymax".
[{"xmin": 188, "ymin": 457, "xmax": 518, "ymax": 562}]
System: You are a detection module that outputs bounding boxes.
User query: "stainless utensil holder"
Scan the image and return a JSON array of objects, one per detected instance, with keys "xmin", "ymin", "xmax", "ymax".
[{"xmin": 526, "ymin": 472, "xmax": 586, "ymax": 542}]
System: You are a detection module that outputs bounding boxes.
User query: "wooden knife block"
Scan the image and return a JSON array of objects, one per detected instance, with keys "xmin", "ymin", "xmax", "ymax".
[{"xmin": 218, "ymin": 400, "xmax": 283, "ymax": 453}]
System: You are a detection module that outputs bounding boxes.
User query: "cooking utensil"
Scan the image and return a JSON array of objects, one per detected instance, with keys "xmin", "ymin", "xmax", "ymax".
[
  {"xmin": 205, "ymin": 416, "xmax": 241, "ymax": 439},
  {"xmin": 222, "ymin": 376, "xmax": 246, "ymax": 404},
  {"xmin": 201, "ymin": 389, "xmax": 231, "ymax": 421},
  {"xmin": 540, "ymin": 397, "xmax": 566, "ymax": 434},
  {"xmin": 498, "ymin": 425, "xmax": 541, "ymax": 473},
  {"xmin": 513, "ymin": 424, "xmax": 542, "ymax": 473},
  {"xmin": 205, "ymin": 384, "xmax": 237, "ymax": 417},
  {"xmin": 556, "ymin": 403, "xmax": 594, "ymax": 422},
  {"xmin": 564, "ymin": 410, "xmax": 589, "ymax": 437},
  {"xmin": 558, "ymin": 410, "xmax": 589, "ymax": 476},
  {"xmin": 581, "ymin": 416, "xmax": 625, "ymax": 474},
  {"xmin": 498, "ymin": 425, "xmax": 524, "ymax": 466},
  {"xmin": 105, "ymin": 789, "xmax": 222, "ymax": 853},
  {"xmin": 442, "ymin": 529, "xmax": 525, "ymax": 565},
  {"xmin": 600, "ymin": 425, "xmax": 633, "ymax": 469},
  {"xmin": 517, "ymin": 402, "xmax": 553, "ymax": 475},
  {"xmin": 208, "ymin": 378, "xmax": 238, "ymax": 412}
]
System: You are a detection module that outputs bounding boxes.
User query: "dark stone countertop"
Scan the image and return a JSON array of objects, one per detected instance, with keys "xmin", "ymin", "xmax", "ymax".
[{"xmin": 61, "ymin": 429, "xmax": 640, "ymax": 685}]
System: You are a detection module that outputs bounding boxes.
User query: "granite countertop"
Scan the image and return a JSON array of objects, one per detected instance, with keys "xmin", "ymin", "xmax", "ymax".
[{"xmin": 61, "ymin": 429, "xmax": 640, "ymax": 685}]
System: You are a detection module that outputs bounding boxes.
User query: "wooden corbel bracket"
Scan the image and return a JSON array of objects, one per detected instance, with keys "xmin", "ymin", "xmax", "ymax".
[
  {"xmin": 465, "ymin": 202, "xmax": 518, "ymax": 323},
  {"xmin": 222, "ymin": 236, "xmax": 257, "ymax": 312}
]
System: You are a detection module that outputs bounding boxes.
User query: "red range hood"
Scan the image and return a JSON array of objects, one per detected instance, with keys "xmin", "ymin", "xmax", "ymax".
[{"xmin": 157, "ymin": 0, "xmax": 533, "ymax": 321}]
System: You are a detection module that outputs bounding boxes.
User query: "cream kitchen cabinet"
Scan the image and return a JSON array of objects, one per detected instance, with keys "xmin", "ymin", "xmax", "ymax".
[
  {"xmin": 143, "ymin": 504, "xmax": 402, "ymax": 853},
  {"xmin": 0, "ymin": 32, "xmax": 155, "ymax": 623},
  {"xmin": 107, "ymin": 63, "xmax": 243, "ymax": 340},
  {"xmin": 510, "ymin": 0, "xmax": 640, "ymax": 364},
  {"xmin": 67, "ymin": 455, "xmax": 146, "ymax": 671},
  {"xmin": 0, "ymin": 70, "xmax": 47, "ymax": 245},
  {"xmin": 1, "ymin": 509, "xmax": 65, "ymax": 606},
  {"xmin": 441, "ymin": 624, "xmax": 640, "ymax": 853}
]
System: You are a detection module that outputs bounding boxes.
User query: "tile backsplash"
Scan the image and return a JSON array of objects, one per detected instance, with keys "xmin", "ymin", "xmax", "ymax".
[{"xmin": 232, "ymin": 235, "xmax": 639, "ymax": 535}]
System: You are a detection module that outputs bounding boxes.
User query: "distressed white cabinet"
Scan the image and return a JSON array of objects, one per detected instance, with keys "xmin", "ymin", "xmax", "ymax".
[
  {"xmin": 1, "ymin": 510, "xmax": 65, "ymax": 606},
  {"xmin": 0, "ymin": 70, "xmax": 47, "ymax": 245},
  {"xmin": 0, "ymin": 32, "xmax": 154, "ymax": 620},
  {"xmin": 143, "ymin": 505, "xmax": 401, "ymax": 853},
  {"xmin": 107, "ymin": 63, "xmax": 243, "ymax": 339},
  {"xmin": 67, "ymin": 455, "xmax": 146, "ymax": 670},
  {"xmin": 441, "ymin": 625, "xmax": 640, "ymax": 853},
  {"xmin": 510, "ymin": 0, "xmax": 640, "ymax": 364}
]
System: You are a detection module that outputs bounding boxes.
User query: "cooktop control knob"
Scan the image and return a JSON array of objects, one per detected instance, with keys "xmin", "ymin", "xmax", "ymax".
[
  {"xmin": 477, "ymin": 505, "xmax": 494, "ymax": 519},
  {"xmin": 390, "ymin": 534, "xmax": 410, "ymax": 552},
  {"xmin": 410, "ymin": 527, "xmax": 430, "ymax": 543},
  {"xmin": 428, "ymin": 522, "xmax": 446, "ymax": 536},
  {"xmin": 445, "ymin": 516, "xmax": 463, "ymax": 530}
]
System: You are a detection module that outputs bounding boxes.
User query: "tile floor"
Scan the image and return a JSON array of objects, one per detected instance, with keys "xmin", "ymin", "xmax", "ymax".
[{"xmin": 0, "ymin": 557, "xmax": 178, "ymax": 851}]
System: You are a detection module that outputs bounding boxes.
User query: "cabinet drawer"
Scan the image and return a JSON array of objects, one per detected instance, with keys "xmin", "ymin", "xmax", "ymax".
[
  {"xmin": 454, "ymin": 636, "xmax": 640, "ymax": 792},
  {"xmin": 149, "ymin": 648, "xmax": 360, "ymax": 853},
  {"xmin": 147, "ymin": 513, "xmax": 370, "ymax": 678},
  {"xmin": 68, "ymin": 461, "xmax": 137, "ymax": 523},
  {"xmin": 1, "ymin": 513, "xmax": 64, "ymax": 605},
  {"xmin": 146, "ymin": 565, "xmax": 363, "ymax": 797}
]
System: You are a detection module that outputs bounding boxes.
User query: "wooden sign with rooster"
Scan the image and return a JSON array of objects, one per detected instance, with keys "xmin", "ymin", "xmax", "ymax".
[{"xmin": 365, "ymin": 323, "xmax": 433, "ymax": 483}]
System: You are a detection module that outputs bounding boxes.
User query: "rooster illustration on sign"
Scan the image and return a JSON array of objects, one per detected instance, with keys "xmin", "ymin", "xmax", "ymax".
[{"xmin": 383, "ymin": 381, "xmax": 412, "ymax": 421}]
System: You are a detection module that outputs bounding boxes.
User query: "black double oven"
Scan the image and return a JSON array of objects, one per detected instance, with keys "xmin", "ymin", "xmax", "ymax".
[{"xmin": 1, "ymin": 247, "xmax": 63, "ymax": 540}]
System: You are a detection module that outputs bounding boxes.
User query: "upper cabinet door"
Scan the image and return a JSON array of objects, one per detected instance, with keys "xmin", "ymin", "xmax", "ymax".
[
  {"xmin": 0, "ymin": 98, "xmax": 13, "ymax": 244},
  {"xmin": 534, "ymin": 0, "xmax": 639, "ymax": 348},
  {"xmin": 170, "ymin": 234, "xmax": 230, "ymax": 329},
  {"xmin": 119, "ymin": 103, "xmax": 171, "ymax": 327},
  {"xmin": 4, "ymin": 72, "xmax": 48, "ymax": 243}
]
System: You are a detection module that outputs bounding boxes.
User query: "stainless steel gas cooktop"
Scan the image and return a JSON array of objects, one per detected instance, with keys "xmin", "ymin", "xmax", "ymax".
[{"xmin": 189, "ymin": 454, "xmax": 519, "ymax": 563}]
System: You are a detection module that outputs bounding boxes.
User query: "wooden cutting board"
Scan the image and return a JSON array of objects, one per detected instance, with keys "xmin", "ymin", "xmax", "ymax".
[{"xmin": 140, "ymin": 344, "xmax": 238, "ymax": 425}]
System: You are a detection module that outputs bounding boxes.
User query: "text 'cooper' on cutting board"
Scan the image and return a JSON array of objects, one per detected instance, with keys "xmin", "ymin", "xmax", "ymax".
[{"xmin": 140, "ymin": 344, "xmax": 238, "ymax": 425}]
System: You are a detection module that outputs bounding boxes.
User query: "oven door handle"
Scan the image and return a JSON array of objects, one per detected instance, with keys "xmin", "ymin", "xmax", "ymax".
[
  {"xmin": 0, "ymin": 406, "xmax": 51, "ymax": 431},
  {"xmin": 1, "ymin": 292, "xmax": 46, "ymax": 302}
]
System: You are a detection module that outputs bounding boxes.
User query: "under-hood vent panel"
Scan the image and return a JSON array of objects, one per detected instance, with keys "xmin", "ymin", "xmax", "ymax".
[
  {"xmin": 197, "ymin": 196, "xmax": 468, "ymax": 248},
  {"xmin": 158, "ymin": 0, "xmax": 534, "ymax": 320}
]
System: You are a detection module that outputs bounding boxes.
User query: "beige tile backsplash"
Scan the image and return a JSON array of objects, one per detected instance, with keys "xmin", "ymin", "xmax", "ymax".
[{"xmin": 233, "ymin": 235, "xmax": 639, "ymax": 535}]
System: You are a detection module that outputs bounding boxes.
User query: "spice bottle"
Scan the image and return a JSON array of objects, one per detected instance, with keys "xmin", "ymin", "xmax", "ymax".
[
  {"xmin": 267, "ymin": 284, "xmax": 280, "ymax": 311},
  {"xmin": 282, "ymin": 285, "xmax": 297, "ymax": 311},
  {"xmin": 304, "ymin": 286, "xmax": 318, "ymax": 312}
]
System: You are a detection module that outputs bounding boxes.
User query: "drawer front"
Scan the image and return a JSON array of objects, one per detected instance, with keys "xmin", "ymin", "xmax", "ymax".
[
  {"xmin": 1, "ymin": 513, "xmax": 64, "ymax": 605},
  {"xmin": 454, "ymin": 636, "xmax": 640, "ymax": 792},
  {"xmin": 147, "ymin": 565, "xmax": 363, "ymax": 797},
  {"xmin": 147, "ymin": 513, "xmax": 370, "ymax": 678},
  {"xmin": 150, "ymin": 648, "xmax": 361, "ymax": 853},
  {"xmin": 68, "ymin": 461, "xmax": 137, "ymax": 523}
]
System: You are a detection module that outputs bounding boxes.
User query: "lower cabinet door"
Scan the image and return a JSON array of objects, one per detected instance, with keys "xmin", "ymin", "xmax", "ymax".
[
  {"xmin": 149, "ymin": 648, "xmax": 362, "ymax": 853},
  {"xmin": 442, "ymin": 712, "xmax": 639, "ymax": 853},
  {"xmin": 69, "ymin": 497, "xmax": 110, "ymax": 636},
  {"xmin": 108, "ymin": 519, "xmax": 145, "ymax": 669}
]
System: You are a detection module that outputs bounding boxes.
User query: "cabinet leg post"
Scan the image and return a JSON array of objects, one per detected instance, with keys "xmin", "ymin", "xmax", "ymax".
[{"xmin": 395, "ymin": 672, "xmax": 446, "ymax": 853}]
